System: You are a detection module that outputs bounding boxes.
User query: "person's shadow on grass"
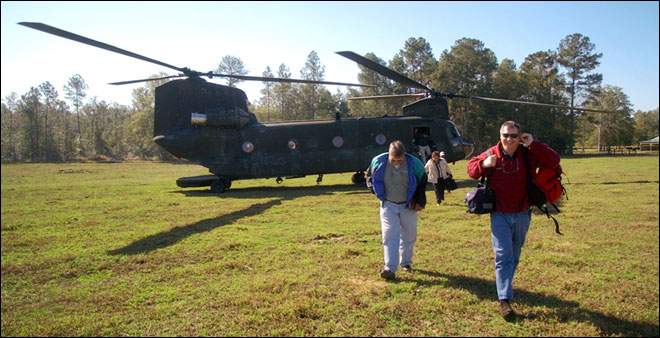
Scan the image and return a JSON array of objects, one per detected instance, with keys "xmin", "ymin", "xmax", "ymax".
[{"xmin": 412, "ymin": 270, "xmax": 658, "ymax": 336}]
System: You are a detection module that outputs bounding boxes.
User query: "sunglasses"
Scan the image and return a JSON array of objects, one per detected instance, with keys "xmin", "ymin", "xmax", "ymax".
[{"xmin": 501, "ymin": 133, "xmax": 519, "ymax": 139}]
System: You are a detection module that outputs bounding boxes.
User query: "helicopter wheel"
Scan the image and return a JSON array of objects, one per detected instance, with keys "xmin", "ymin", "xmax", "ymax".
[
  {"xmin": 210, "ymin": 178, "xmax": 231, "ymax": 193},
  {"xmin": 351, "ymin": 171, "xmax": 366, "ymax": 185}
]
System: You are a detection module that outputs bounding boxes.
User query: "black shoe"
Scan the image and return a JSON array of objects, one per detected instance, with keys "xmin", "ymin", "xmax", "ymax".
[
  {"xmin": 499, "ymin": 300, "xmax": 517, "ymax": 321},
  {"xmin": 380, "ymin": 269, "xmax": 396, "ymax": 280},
  {"xmin": 402, "ymin": 264, "xmax": 413, "ymax": 273}
]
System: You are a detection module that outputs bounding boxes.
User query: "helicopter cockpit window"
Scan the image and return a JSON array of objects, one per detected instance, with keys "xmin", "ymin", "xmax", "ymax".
[{"xmin": 446, "ymin": 121, "xmax": 461, "ymax": 138}]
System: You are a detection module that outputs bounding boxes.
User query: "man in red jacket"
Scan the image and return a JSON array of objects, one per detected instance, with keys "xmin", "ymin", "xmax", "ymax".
[{"xmin": 467, "ymin": 121, "xmax": 559, "ymax": 320}]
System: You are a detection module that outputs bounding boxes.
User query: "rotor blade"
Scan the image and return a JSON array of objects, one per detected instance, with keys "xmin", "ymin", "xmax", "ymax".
[
  {"xmin": 336, "ymin": 51, "xmax": 430, "ymax": 91},
  {"xmin": 208, "ymin": 73, "xmax": 374, "ymax": 87},
  {"xmin": 108, "ymin": 75, "xmax": 185, "ymax": 85},
  {"xmin": 18, "ymin": 22, "xmax": 188, "ymax": 74},
  {"xmin": 461, "ymin": 95, "xmax": 618, "ymax": 114},
  {"xmin": 348, "ymin": 93, "xmax": 427, "ymax": 101}
]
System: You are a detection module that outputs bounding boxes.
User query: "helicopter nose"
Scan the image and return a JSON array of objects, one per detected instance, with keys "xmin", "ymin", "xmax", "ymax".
[
  {"xmin": 450, "ymin": 137, "xmax": 474, "ymax": 159},
  {"xmin": 462, "ymin": 139, "xmax": 475, "ymax": 159},
  {"xmin": 456, "ymin": 138, "xmax": 474, "ymax": 159}
]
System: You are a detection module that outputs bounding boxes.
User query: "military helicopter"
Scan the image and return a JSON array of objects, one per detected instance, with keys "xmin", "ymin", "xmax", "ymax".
[{"xmin": 19, "ymin": 22, "xmax": 613, "ymax": 193}]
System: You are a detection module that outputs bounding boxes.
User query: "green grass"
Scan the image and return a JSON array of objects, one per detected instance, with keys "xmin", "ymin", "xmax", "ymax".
[{"xmin": 2, "ymin": 156, "xmax": 658, "ymax": 336}]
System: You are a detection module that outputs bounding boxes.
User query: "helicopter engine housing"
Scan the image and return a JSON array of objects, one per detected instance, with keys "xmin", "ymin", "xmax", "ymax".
[
  {"xmin": 190, "ymin": 107, "xmax": 252, "ymax": 129},
  {"xmin": 154, "ymin": 78, "xmax": 253, "ymax": 137}
]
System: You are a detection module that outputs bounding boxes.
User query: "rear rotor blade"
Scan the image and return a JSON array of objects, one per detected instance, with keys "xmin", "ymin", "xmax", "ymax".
[
  {"xmin": 109, "ymin": 75, "xmax": 185, "ymax": 85},
  {"xmin": 463, "ymin": 95, "xmax": 617, "ymax": 114},
  {"xmin": 209, "ymin": 73, "xmax": 374, "ymax": 87},
  {"xmin": 336, "ymin": 51, "xmax": 430, "ymax": 91},
  {"xmin": 19, "ymin": 22, "xmax": 188, "ymax": 74},
  {"xmin": 348, "ymin": 93, "xmax": 427, "ymax": 101}
]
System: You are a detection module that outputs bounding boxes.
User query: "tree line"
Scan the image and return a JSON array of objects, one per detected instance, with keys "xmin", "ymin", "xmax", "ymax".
[
  {"xmin": 2, "ymin": 33, "xmax": 658, "ymax": 162},
  {"xmin": 344, "ymin": 34, "xmax": 657, "ymax": 153}
]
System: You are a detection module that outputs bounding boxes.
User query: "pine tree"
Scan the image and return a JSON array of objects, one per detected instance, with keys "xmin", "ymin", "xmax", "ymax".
[
  {"xmin": 216, "ymin": 55, "xmax": 248, "ymax": 87},
  {"xmin": 64, "ymin": 74, "xmax": 88, "ymax": 156},
  {"xmin": 557, "ymin": 33, "xmax": 603, "ymax": 152}
]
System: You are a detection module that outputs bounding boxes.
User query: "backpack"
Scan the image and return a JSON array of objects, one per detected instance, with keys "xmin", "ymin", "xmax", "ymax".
[
  {"xmin": 533, "ymin": 166, "xmax": 565, "ymax": 204},
  {"xmin": 523, "ymin": 148, "xmax": 566, "ymax": 234}
]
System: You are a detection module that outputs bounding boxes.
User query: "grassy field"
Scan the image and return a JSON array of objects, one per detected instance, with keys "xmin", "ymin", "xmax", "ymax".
[{"xmin": 2, "ymin": 155, "xmax": 658, "ymax": 336}]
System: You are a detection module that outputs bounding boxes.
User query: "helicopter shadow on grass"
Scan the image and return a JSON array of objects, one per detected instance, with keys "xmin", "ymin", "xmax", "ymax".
[
  {"xmin": 412, "ymin": 270, "xmax": 659, "ymax": 336},
  {"xmin": 108, "ymin": 184, "xmax": 369, "ymax": 256},
  {"xmin": 174, "ymin": 183, "xmax": 370, "ymax": 199}
]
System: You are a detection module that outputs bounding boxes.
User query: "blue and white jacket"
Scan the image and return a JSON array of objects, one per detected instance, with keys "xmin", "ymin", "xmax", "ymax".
[{"xmin": 368, "ymin": 152, "xmax": 428, "ymax": 208}]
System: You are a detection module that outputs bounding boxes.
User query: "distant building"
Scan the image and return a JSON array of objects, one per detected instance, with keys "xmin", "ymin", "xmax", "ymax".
[{"xmin": 640, "ymin": 136, "xmax": 659, "ymax": 151}]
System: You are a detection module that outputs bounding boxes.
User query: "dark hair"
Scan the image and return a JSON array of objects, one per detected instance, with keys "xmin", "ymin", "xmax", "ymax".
[
  {"xmin": 500, "ymin": 120, "xmax": 521, "ymax": 133},
  {"xmin": 389, "ymin": 140, "xmax": 406, "ymax": 157}
]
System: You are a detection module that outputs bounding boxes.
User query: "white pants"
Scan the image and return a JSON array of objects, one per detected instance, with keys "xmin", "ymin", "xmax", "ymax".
[{"xmin": 380, "ymin": 201, "xmax": 418, "ymax": 272}]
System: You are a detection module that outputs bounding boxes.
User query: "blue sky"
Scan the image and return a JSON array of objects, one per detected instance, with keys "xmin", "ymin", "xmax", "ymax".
[{"xmin": 2, "ymin": 1, "xmax": 658, "ymax": 111}]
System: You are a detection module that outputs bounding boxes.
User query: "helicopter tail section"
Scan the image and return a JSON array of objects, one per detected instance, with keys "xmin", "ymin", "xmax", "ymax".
[{"xmin": 153, "ymin": 78, "xmax": 256, "ymax": 160}]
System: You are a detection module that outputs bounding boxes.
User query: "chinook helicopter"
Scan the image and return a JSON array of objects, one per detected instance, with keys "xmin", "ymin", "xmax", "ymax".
[{"xmin": 19, "ymin": 22, "xmax": 613, "ymax": 193}]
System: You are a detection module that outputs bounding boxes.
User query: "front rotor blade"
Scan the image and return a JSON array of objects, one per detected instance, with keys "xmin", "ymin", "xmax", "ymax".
[
  {"xmin": 348, "ymin": 93, "xmax": 427, "ymax": 101},
  {"xmin": 209, "ymin": 73, "xmax": 374, "ymax": 87},
  {"xmin": 464, "ymin": 95, "xmax": 617, "ymax": 114},
  {"xmin": 336, "ymin": 51, "xmax": 430, "ymax": 91},
  {"xmin": 109, "ymin": 75, "xmax": 185, "ymax": 85},
  {"xmin": 19, "ymin": 22, "xmax": 187, "ymax": 74}
]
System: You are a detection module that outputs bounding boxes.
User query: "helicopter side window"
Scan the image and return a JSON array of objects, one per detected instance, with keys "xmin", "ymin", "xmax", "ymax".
[
  {"xmin": 242, "ymin": 141, "xmax": 255, "ymax": 153},
  {"xmin": 375, "ymin": 134, "xmax": 386, "ymax": 145},
  {"xmin": 288, "ymin": 140, "xmax": 298, "ymax": 150},
  {"xmin": 332, "ymin": 136, "xmax": 344, "ymax": 148}
]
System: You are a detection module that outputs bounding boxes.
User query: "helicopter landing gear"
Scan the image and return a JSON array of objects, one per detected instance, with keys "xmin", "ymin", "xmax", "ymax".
[
  {"xmin": 352, "ymin": 171, "xmax": 366, "ymax": 185},
  {"xmin": 276, "ymin": 177, "xmax": 283, "ymax": 184},
  {"xmin": 316, "ymin": 174, "xmax": 323, "ymax": 185},
  {"xmin": 210, "ymin": 177, "xmax": 232, "ymax": 193}
]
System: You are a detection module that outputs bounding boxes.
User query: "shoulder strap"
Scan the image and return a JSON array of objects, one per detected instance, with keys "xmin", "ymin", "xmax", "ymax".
[
  {"xmin": 480, "ymin": 149, "xmax": 492, "ymax": 186},
  {"xmin": 541, "ymin": 204, "xmax": 562, "ymax": 235},
  {"xmin": 522, "ymin": 147, "xmax": 532, "ymax": 178}
]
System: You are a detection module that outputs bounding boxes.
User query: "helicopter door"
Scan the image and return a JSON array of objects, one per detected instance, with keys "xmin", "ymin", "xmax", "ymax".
[{"xmin": 412, "ymin": 126, "xmax": 433, "ymax": 161}]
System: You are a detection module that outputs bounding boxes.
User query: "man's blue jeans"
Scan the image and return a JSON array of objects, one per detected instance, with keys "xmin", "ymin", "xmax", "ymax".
[
  {"xmin": 490, "ymin": 211, "xmax": 531, "ymax": 300},
  {"xmin": 380, "ymin": 201, "xmax": 418, "ymax": 272}
]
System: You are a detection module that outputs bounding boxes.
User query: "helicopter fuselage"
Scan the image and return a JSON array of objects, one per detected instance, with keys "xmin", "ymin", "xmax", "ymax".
[
  {"xmin": 153, "ymin": 78, "xmax": 473, "ymax": 189},
  {"xmin": 157, "ymin": 116, "xmax": 470, "ymax": 180}
]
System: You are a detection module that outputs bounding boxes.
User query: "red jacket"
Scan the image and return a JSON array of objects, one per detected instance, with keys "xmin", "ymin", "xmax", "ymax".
[{"xmin": 467, "ymin": 141, "xmax": 560, "ymax": 213}]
